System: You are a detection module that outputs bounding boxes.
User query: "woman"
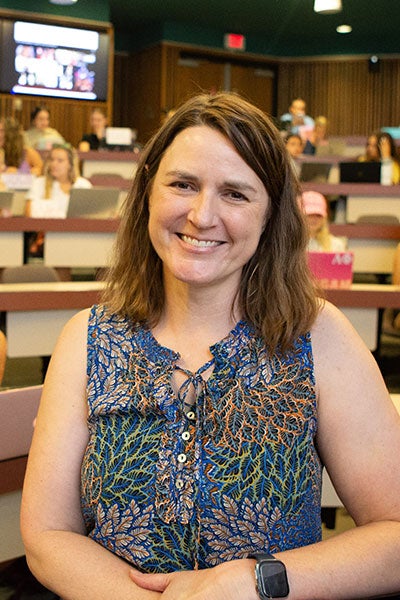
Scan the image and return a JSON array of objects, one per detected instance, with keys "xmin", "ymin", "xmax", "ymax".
[
  {"xmin": 21, "ymin": 93, "xmax": 400, "ymax": 599},
  {"xmin": 284, "ymin": 133, "xmax": 303, "ymax": 178},
  {"xmin": 377, "ymin": 131, "xmax": 400, "ymax": 184},
  {"xmin": 25, "ymin": 143, "xmax": 91, "ymax": 218},
  {"xmin": 358, "ymin": 132, "xmax": 381, "ymax": 162},
  {"xmin": 359, "ymin": 131, "xmax": 400, "ymax": 184},
  {"xmin": 25, "ymin": 143, "xmax": 91, "ymax": 259},
  {"xmin": 300, "ymin": 190, "xmax": 347, "ymax": 251},
  {"xmin": 24, "ymin": 106, "xmax": 65, "ymax": 151},
  {"xmin": 0, "ymin": 117, "xmax": 43, "ymax": 176},
  {"xmin": 383, "ymin": 242, "xmax": 400, "ymax": 335},
  {"xmin": 78, "ymin": 108, "xmax": 108, "ymax": 151}
]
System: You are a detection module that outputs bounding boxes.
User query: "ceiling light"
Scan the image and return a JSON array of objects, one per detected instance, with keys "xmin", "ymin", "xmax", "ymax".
[
  {"xmin": 314, "ymin": 0, "xmax": 342, "ymax": 14},
  {"xmin": 336, "ymin": 24, "xmax": 352, "ymax": 33},
  {"xmin": 49, "ymin": 0, "xmax": 78, "ymax": 4}
]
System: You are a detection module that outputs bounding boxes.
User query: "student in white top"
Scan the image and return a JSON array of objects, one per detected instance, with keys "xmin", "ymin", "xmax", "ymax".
[
  {"xmin": 25, "ymin": 143, "xmax": 92, "ymax": 219},
  {"xmin": 25, "ymin": 143, "xmax": 92, "ymax": 260},
  {"xmin": 300, "ymin": 190, "xmax": 347, "ymax": 252}
]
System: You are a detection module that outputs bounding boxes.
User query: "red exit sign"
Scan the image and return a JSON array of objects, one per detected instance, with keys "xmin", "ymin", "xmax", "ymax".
[{"xmin": 224, "ymin": 33, "xmax": 246, "ymax": 51}]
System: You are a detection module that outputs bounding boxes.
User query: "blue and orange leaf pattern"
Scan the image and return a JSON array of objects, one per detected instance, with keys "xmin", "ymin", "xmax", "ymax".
[{"xmin": 80, "ymin": 305, "xmax": 322, "ymax": 573}]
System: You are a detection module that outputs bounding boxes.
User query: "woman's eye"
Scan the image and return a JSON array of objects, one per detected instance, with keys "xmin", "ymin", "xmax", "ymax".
[
  {"xmin": 227, "ymin": 190, "xmax": 248, "ymax": 201},
  {"xmin": 171, "ymin": 181, "xmax": 192, "ymax": 190}
]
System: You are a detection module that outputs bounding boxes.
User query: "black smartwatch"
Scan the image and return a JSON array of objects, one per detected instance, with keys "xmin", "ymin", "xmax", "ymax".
[{"xmin": 248, "ymin": 553, "xmax": 290, "ymax": 599}]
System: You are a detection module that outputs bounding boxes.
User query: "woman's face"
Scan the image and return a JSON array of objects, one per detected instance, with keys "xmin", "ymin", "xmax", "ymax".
[
  {"xmin": 366, "ymin": 135, "xmax": 379, "ymax": 161},
  {"xmin": 148, "ymin": 125, "xmax": 269, "ymax": 293},
  {"xmin": 48, "ymin": 148, "xmax": 71, "ymax": 182},
  {"xmin": 286, "ymin": 136, "xmax": 303, "ymax": 158},
  {"xmin": 90, "ymin": 111, "xmax": 107, "ymax": 133},
  {"xmin": 33, "ymin": 110, "xmax": 50, "ymax": 131},
  {"xmin": 306, "ymin": 213, "xmax": 325, "ymax": 237}
]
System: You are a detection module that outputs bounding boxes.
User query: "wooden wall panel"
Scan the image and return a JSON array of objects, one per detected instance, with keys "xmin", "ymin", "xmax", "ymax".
[
  {"xmin": 173, "ymin": 57, "xmax": 225, "ymax": 106},
  {"xmin": 114, "ymin": 45, "xmax": 163, "ymax": 143},
  {"xmin": 0, "ymin": 94, "xmax": 108, "ymax": 148},
  {"xmin": 277, "ymin": 58, "xmax": 400, "ymax": 136},
  {"xmin": 231, "ymin": 64, "xmax": 274, "ymax": 116}
]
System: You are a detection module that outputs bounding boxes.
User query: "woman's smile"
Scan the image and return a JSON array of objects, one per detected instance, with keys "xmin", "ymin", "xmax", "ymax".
[{"xmin": 178, "ymin": 233, "xmax": 224, "ymax": 249}]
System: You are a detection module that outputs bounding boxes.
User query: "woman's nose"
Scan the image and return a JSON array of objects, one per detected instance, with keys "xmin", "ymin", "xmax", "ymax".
[{"xmin": 187, "ymin": 190, "xmax": 218, "ymax": 228}]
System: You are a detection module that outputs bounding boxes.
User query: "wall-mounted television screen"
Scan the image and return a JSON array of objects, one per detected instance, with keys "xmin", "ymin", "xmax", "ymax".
[{"xmin": 0, "ymin": 20, "xmax": 110, "ymax": 101}]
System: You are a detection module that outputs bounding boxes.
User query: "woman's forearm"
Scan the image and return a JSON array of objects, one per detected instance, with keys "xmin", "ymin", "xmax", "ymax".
[
  {"xmin": 25, "ymin": 529, "xmax": 161, "ymax": 600},
  {"xmin": 274, "ymin": 520, "xmax": 400, "ymax": 599}
]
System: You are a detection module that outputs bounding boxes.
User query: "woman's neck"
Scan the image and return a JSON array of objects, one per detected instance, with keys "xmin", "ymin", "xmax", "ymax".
[
  {"xmin": 57, "ymin": 176, "xmax": 72, "ymax": 192},
  {"xmin": 152, "ymin": 277, "xmax": 242, "ymax": 372}
]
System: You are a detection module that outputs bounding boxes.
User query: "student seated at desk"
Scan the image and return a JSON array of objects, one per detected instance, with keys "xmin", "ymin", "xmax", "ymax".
[
  {"xmin": 25, "ymin": 144, "xmax": 92, "ymax": 219},
  {"xmin": 79, "ymin": 108, "xmax": 109, "ymax": 152},
  {"xmin": 358, "ymin": 130, "xmax": 400, "ymax": 184},
  {"xmin": 383, "ymin": 242, "xmax": 400, "ymax": 335},
  {"xmin": 0, "ymin": 117, "xmax": 43, "ymax": 177},
  {"xmin": 25, "ymin": 144, "xmax": 92, "ymax": 259},
  {"xmin": 284, "ymin": 133, "xmax": 304, "ymax": 177},
  {"xmin": 358, "ymin": 132, "xmax": 381, "ymax": 163},
  {"xmin": 377, "ymin": 131, "xmax": 400, "ymax": 184},
  {"xmin": 300, "ymin": 190, "xmax": 347, "ymax": 252},
  {"xmin": 24, "ymin": 106, "xmax": 66, "ymax": 152}
]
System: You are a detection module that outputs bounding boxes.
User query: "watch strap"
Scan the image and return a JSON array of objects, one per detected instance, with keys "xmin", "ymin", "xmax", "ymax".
[{"xmin": 248, "ymin": 552, "xmax": 276, "ymax": 561}]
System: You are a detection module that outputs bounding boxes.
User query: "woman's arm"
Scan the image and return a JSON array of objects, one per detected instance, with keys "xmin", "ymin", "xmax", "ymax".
[
  {"xmin": 273, "ymin": 301, "xmax": 400, "ymax": 599},
  {"xmin": 25, "ymin": 146, "xmax": 44, "ymax": 176},
  {"xmin": 21, "ymin": 309, "xmax": 160, "ymax": 600},
  {"xmin": 131, "ymin": 301, "xmax": 400, "ymax": 600}
]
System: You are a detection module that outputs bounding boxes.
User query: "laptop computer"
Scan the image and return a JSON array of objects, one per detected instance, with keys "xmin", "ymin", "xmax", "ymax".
[
  {"xmin": 1, "ymin": 173, "xmax": 33, "ymax": 190},
  {"xmin": 66, "ymin": 187, "xmax": 120, "ymax": 219},
  {"xmin": 300, "ymin": 162, "xmax": 332, "ymax": 183},
  {"xmin": 0, "ymin": 191, "xmax": 15, "ymax": 217},
  {"xmin": 339, "ymin": 161, "xmax": 381, "ymax": 183},
  {"xmin": 105, "ymin": 127, "xmax": 133, "ymax": 151},
  {"xmin": 308, "ymin": 251, "xmax": 354, "ymax": 289}
]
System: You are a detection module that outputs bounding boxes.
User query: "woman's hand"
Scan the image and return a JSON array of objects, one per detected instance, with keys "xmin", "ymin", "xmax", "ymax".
[
  {"xmin": 129, "ymin": 559, "xmax": 258, "ymax": 600},
  {"xmin": 379, "ymin": 137, "xmax": 391, "ymax": 160}
]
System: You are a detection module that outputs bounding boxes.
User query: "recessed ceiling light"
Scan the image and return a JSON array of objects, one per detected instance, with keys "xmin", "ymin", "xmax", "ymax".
[
  {"xmin": 336, "ymin": 24, "xmax": 352, "ymax": 34},
  {"xmin": 314, "ymin": 0, "xmax": 342, "ymax": 14},
  {"xmin": 49, "ymin": 0, "xmax": 78, "ymax": 5}
]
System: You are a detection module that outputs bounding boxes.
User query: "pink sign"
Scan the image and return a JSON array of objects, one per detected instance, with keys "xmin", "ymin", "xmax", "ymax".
[{"xmin": 307, "ymin": 251, "xmax": 354, "ymax": 289}]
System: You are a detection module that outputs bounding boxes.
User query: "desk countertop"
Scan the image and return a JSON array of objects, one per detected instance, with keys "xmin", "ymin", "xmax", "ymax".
[
  {"xmin": 0, "ymin": 281, "xmax": 399, "ymax": 311},
  {"xmin": 301, "ymin": 182, "xmax": 400, "ymax": 196},
  {"xmin": 0, "ymin": 280, "xmax": 104, "ymax": 311},
  {"xmin": 325, "ymin": 283, "xmax": 400, "ymax": 308},
  {"xmin": 1, "ymin": 218, "xmax": 398, "ymax": 239},
  {"xmin": 0, "ymin": 217, "xmax": 119, "ymax": 233},
  {"xmin": 330, "ymin": 223, "xmax": 400, "ymax": 239}
]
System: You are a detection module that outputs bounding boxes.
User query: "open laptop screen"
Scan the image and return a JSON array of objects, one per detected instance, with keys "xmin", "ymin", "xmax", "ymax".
[
  {"xmin": 339, "ymin": 161, "xmax": 381, "ymax": 183},
  {"xmin": 66, "ymin": 188, "xmax": 120, "ymax": 219}
]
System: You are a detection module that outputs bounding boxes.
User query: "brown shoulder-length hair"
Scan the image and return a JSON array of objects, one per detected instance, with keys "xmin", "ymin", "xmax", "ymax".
[
  {"xmin": 3, "ymin": 117, "xmax": 25, "ymax": 168},
  {"xmin": 102, "ymin": 92, "xmax": 319, "ymax": 353}
]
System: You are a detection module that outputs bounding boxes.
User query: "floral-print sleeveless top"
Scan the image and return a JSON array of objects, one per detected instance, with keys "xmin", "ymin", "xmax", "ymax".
[{"xmin": 81, "ymin": 304, "xmax": 322, "ymax": 572}]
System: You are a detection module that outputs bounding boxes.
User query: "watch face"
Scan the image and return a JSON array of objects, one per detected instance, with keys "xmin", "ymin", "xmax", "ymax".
[{"xmin": 258, "ymin": 560, "xmax": 289, "ymax": 598}]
